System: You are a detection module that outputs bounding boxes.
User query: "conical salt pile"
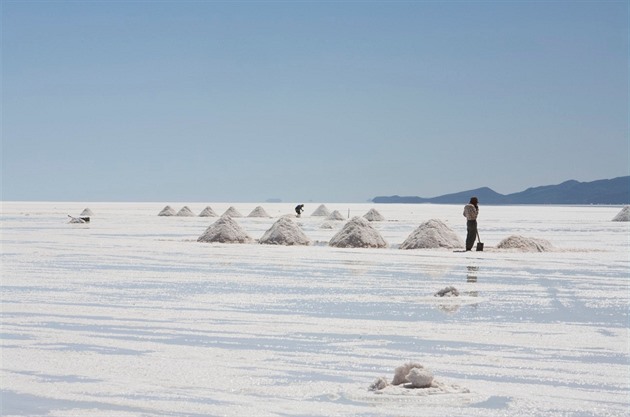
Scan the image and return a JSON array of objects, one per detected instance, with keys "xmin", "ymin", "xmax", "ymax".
[
  {"xmin": 612, "ymin": 206, "xmax": 630, "ymax": 221},
  {"xmin": 199, "ymin": 206, "xmax": 218, "ymax": 217},
  {"xmin": 497, "ymin": 235, "xmax": 553, "ymax": 252},
  {"xmin": 259, "ymin": 217, "xmax": 311, "ymax": 246},
  {"xmin": 197, "ymin": 216, "xmax": 252, "ymax": 243},
  {"xmin": 327, "ymin": 210, "xmax": 345, "ymax": 221},
  {"xmin": 176, "ymin": 206, "xmax": 196, "ymax": 217},
  {"xmin": 311, "ymin": 204, "xmax": 330, "ymax": 217},
  {"xmin": 222, "ymin": 206, "xmax": 243, "ymax": 218},
  {"xmin": 158, "ymin": 206, "xmax": 176, "ymax": 216},
  {"xmin": 80, "ymin": 208, "xmax": 93, "ymax": 216},
  {"xmin": 363, "ymin": 208, "xmax": 385, "ymax": 222},
  {"xmin": 248, "ymin": 206, "xmax": 271, "ymax": 218},
  {"xmin": 400, "ymin": 219, "xmax": 464, "ymax": 249},
  {"xmin": 329, "ymin": 216, "xmax": 388, "ymax": 248}
]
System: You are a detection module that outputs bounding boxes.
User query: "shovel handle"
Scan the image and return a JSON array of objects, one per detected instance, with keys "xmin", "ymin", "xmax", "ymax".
[{"xmin": 476, "ymin": 230, "xmax": 481, "ymax": 242}]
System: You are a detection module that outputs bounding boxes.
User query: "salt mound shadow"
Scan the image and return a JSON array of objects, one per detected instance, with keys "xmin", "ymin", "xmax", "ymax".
[
  {"xmin": 612, "ymin": 206, "xmax": 630, "ymax": 222},
  {"xmin": 199, "ymin": 206, "xmax": 218, "ymax": 217},
  {"xmin": 248, "ymin": 206, "xmax": 271, "ymax": 218},
  {"xmin": 497, "ymin": 235, "xmax": 553, "ymax": 252},
  {"xmin": 259, "ymin": 217, "xmax": 311, "ymax": 246},
  {"xmin": 363, "ymin": 208, "xmax": 385, "ymax": 221},
  {"xmin": 400, "ymin": 219, "xmax": 464, "ymax": 249},
  {"xmin": 329, "ymin": 216, "xmax": 387, "ymax": 248},
  {"xmin": 197, "ymin": 216, "xmax": 252, "ymax": 244},
  {"xmin": 176, "ymin": 206, "xmax": 196, "ymax": 217},
  {"xmin": 158, "ymin": 206, "xmax": 176, "ymax": 216},
  {"xmin": 311, "ymin": 204, "xmax": 331, "ymax": 217},
  {"xmin": 222, "ymin": 206, "xmax": 243, "ymax": 218}
]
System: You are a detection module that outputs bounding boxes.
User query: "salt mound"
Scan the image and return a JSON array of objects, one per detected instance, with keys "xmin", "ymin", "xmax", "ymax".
[
  {"xmin": 259, "ymin": 217, "xmax": 311, "ymax": 246},
  {"xmin": 80, "ymin": 208, "xmax": 93, "ymax": 216},
  {"xmin": 311, "ymin": 204, "xmax": 330, "ymax": 217},
  {"xmin": 392, "ymin": 362, "xmax": 424, "ymax": 386},
  {"xmin": 363, "ymin": 208, "xmax": 385, "ymax": 222},
  {"xmin": 327, "ymin": 210, "xmax": 345, "ymax": 221},
  {"xmin": 497, "ymin": 235, "xmax": 553, "ymax": 252},
  {"xmin": 248, "ymin": 206, "xmax": 271, "ymax": 218},
  {"xmin": 222, "ymin": 206, "xmax": 243, "ymax": 218},
  {"xmin": 400, "ymin": 219, "xmax": 464, "ymax": 249},
  {"xmin": 197, "ymin": 216, "xmax": 252, "ymax": 244},
  {"xmin": 198, "ymin": 206, "xmax": 218, "ymax": 217},
  {"xmin": 176, "ymin": 206, "xmax": 196, "ymax": 217},
  {"xmin": 329, "ymin": 216, "xmax": 388, "ymax": 248},
  {"xmin": 158, "ymin": 206, "xmax": 176, "ymax": 216},
  {"xmin": 612, "ymin": 205, "xmax": 630, "ymax": 221},
  {"xmin": 407, "ymin": 368, "xmax": 434, "ymax": 388},
  {"xmin": 320, "ymin": 221, "xmax": 336, "ymax": 229}
]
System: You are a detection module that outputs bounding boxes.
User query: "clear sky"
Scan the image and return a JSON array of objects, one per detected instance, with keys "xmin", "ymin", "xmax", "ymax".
[{"xmin": 2, "ymin": 1, "xmax": 628, "ymax": 203}]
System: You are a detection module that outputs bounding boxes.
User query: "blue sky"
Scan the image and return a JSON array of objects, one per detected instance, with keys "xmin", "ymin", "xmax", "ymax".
[{"xmin": 2, "ymin": 1, "xmax": 628, "ymax": 203}]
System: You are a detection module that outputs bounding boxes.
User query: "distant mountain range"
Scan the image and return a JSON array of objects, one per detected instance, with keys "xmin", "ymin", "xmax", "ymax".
[{"xmin": 372, "ymin": 176, "xmax": 630, "ymax": 205}]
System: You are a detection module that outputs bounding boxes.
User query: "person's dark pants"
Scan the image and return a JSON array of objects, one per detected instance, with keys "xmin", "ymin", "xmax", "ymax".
[{"xmin": 466, "ymin": 220, "xmax": 477, "ymax": 251}]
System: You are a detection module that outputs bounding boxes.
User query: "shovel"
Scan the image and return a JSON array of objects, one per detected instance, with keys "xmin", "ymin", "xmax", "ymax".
[{"xmin": 476, "ymin": 231, "xmax": 484, "ymax": 251}]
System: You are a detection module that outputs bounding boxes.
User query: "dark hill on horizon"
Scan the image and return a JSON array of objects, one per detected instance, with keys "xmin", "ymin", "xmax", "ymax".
[{"xmin": 372, "ymin": 176, "xmax": 630, "ymax": 205}]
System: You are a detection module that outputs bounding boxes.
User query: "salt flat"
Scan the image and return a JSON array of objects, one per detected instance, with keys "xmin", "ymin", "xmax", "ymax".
[{"xmin": 1, "ymin": 202, "xmax": 628, "ymax": 416}]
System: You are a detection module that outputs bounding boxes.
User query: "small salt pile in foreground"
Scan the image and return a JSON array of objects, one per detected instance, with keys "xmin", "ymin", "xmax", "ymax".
[
  {"xmin": 80, "ymin": 208, "xmax": 93, "ymax": 216},
  {"xmin": 363, "ymin": 208, "xmax": 385, "ymax": 221},
  {"xmin": 327, "ymin": 210, "xmax": 345, "ymax": 221},
  {"xmin": 248, "ymin": 206, "xmax": 271, "ymax": 218},
  {"xmin": 259, "ymin": 217, "xmax": 311, "ymax": 246},
  {"xmin": 198, "ymin": 206, "xmax": 217, "ymax": 217},
  {"xmin": 497, "ymin": 235, "xmax": 553, "ymax": 252},
  {"xmin": 329, "ymin": 216, "xmax": 387, "ymax": 248},
  {"xmin": 158, "ymin": 206, "xmax": 176, "ymax": 216},
  {"xmin": 400, "ymin": 219, "xmax": 464, "ymax": 249},
  {"xmin": 176, "ymin": 206, "xmax": 195, "ymax": 217},
  {"xmin": 311, "ymin": 204, "xmax": 330, "ymax": 217},
  {"xmin": 368, "ymin": 361, "xmax": 469, "ymax": 396},
  {"xmin": 222, "ymin": 206, "xmax": 243, "ymax": 218},
  {"xmin": 198, "ymin": 216, "xmax": 252, "ymax": 243},
  {"xmin": 612, "ymin": 206, "xmax": 630, "ymax": 221}
]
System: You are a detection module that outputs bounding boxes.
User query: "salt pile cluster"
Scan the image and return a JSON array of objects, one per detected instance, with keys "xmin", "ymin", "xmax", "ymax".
[
  {"xmin": 176, "ymin": 206, "xmax": 195, "ymax": 217},
  {"xmin": 199, "ymin": 206, "xmax": 217, "ymax": 217},
  {"xmin": 400, "ymin": 219, "xmax": 464, "ymax": 249},
  {"xmin": 497, "ymin": 235, "xmax": 553, "ymax": 252},
  {"xmin": 327, "ymin": 210, "xmax": 345, "ymax": 221},
  {"xmin": 311, "ymin": 204, "xmax": 330, "ymax": 217},
  {"xmin": 259, "ymin": 217, "xmax": 310, "ymax": 246},
  {"xmin": 197, "ymin": 216, "xmax": 252, "ymax": 244},
  {"xmin": 158, "ymin": 206, "xmax": 177, "ymax": 216},
  {"xmin": 222, "ymin": 206, "xmax": 243, "ymax": 218},
  {"xmin": 363, "ymin": 208, "xmax": 385, "ymax": 221},
  {"xmin": 248, "ymin": 206, "xmax": 271, "ymax": 218},
  {"xmin": 80, "ymin": 208, "xmax": 93, "ymax": 216},
  {"xmin": 612, "ymin": 206, "xmax": 630, "ymax": 221},
  {"xmin": 329, "ymin": 216, "xmax": 388, "ymax": 248}
]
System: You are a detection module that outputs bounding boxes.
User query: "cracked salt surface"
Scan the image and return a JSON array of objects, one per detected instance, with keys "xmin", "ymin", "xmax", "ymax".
[{"xmin": 1, "ymin": 202, "xmax": 628, "ymax": 416}]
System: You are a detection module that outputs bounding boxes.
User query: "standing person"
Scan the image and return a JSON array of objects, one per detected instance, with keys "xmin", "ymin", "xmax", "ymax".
[
  {"xmin": 463, "ymin": 197, "xmax": 479, "ymax": 251},
  {"xmin": 295, "ymin": 204, "xmax": 304, "ymax": 218}
]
